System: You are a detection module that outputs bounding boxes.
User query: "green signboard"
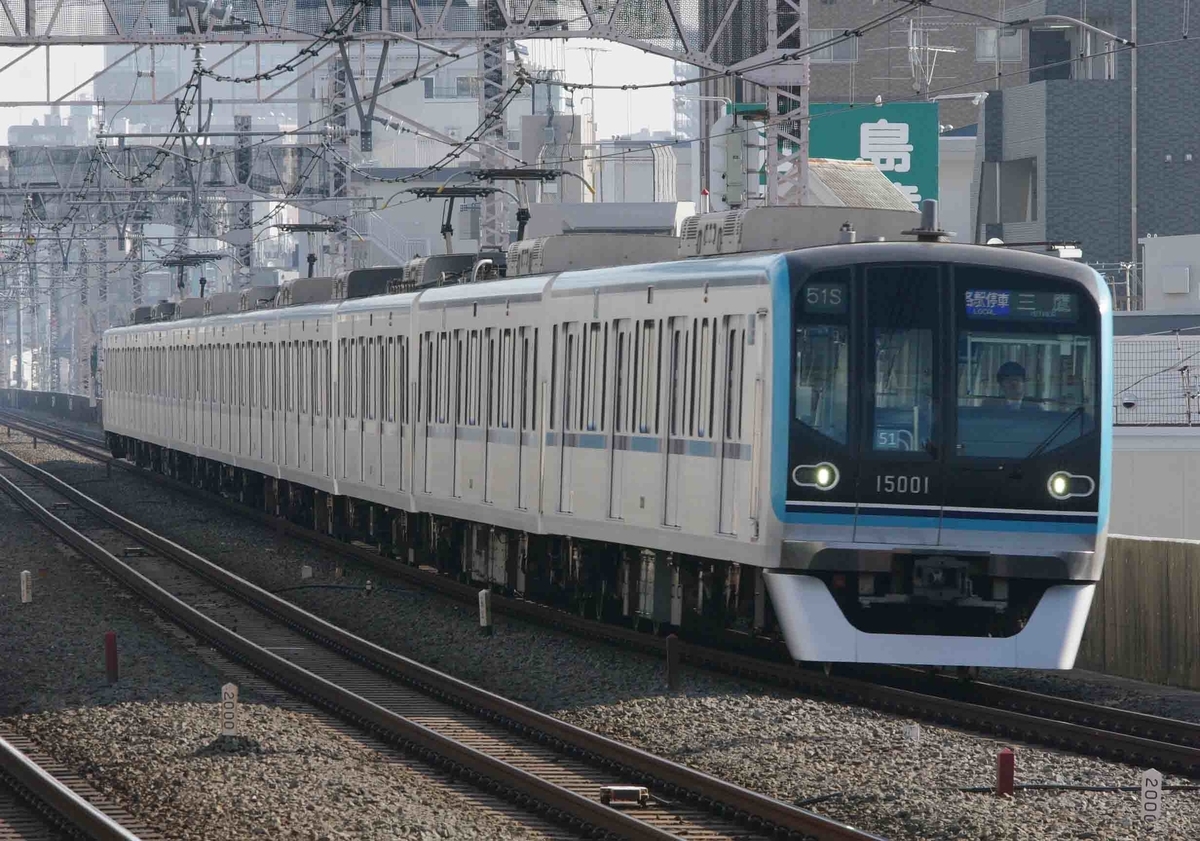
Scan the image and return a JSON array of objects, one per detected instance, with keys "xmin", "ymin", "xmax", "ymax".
[{"xmin": 754, "ymin": 102, "xmax": 939, "ymax": 208}]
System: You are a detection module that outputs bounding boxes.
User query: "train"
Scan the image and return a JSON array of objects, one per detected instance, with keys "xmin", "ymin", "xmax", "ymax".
[{"xmin": 100, "ymin": 210, "xmax": 1111, "ymax": 669}]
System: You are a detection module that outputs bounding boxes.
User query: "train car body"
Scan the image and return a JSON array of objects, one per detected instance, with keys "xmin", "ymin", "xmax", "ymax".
[{"xmin": 103, "ymin": 242, "xmax": 1111, "ymax": 668}]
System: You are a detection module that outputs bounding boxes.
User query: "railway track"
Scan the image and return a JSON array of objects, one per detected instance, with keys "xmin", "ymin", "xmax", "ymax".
[
  {"xmin": 6, "ymin": 410, "xmax": 1200, "ymax": 777},
  {"xmin": 0, "ymin": 726, "xmax": 155, "ymax": 841},
  {"xmin": 0, "ymin": 427, "xmax": 877, "ymax": 841}
]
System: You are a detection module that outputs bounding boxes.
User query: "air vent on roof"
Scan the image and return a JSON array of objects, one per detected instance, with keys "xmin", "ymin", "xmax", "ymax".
[
  {"xmin": 130, "ymin": 305, "xmax": 154, "ymax": 325},
  {"xmin": 239, "ymin": 285, "xmax": 279, "ymax": 311},
  {"xmin": 333, "ymin": 267, "xmax": 404, "ymax": 300},
  {"xmin": 676, "ymin": 205, "xmax": 920, "ymax": 257},
  {"xmin": 152, "ymin": 301, "xmax": 177, "ymax": 321},
  {"xmin": 506, "ymin": 234, "xmax": 678, "ymax": 277},
  {"xmin": 401, "ymin": 254, "xmax": 477, "ymax": 290},
  {"xmin": 177, "ymin": 298, "xmax": 206, "ymax": 319},
  {"xmin": 276, "ymin": 277, "xmax": 334, "ymax": 308},
  {"xmin": 203, "ymin": 291, "xmax": 242, "ymax": 316}
]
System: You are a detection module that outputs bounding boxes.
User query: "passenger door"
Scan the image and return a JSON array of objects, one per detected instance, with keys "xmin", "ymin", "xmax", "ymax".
[{"xmin": 853, "ymin": 266, "xmax": 944, "ymax": 545}]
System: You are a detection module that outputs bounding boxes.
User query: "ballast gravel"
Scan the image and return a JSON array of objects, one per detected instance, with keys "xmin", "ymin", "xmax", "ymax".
[
  {"xmin": 9, "ymin": 428, "xmax": 1200, "ymax": 839},
  {"xmin": 7, "ymin": 703, "xmax": 543, "ymax": 841},
  {"xmin": 0, "ymin": 437, "xmax": 555, "ymax": 841}
]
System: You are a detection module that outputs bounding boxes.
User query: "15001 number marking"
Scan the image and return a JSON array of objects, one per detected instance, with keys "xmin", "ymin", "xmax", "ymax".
[{"xmin": 876, "ymin": 475, "xmax": 930, "ymax": 494}]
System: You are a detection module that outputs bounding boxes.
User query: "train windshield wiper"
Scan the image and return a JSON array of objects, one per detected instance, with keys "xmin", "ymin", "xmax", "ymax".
[{"xmin": 1021, "ymin": 405, "xmax": 1086, "ymax": 464}]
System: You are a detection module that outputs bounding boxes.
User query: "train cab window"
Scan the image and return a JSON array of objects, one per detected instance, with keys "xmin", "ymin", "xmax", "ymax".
[
  {"xmin": 955, "ymin": 276, "xmax": 1097, "ymax": 458},
  {"xmin": 866, "ymin": 267, "xmax": 938, "ymax": 454},
  {"xmin": 793, "ymin": 272, "xmax": 850, "ymax": 444}
]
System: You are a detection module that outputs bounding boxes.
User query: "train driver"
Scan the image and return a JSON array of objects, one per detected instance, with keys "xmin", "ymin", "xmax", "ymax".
[{"xmin": 988, "ymin": 361, "xmax": 1036, "ymax": 410}]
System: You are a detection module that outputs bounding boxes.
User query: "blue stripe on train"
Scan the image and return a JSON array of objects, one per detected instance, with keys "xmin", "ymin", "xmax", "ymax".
[{"xmin": 784, "ymin": 504, "xmax": 1099, "ymax": 534}]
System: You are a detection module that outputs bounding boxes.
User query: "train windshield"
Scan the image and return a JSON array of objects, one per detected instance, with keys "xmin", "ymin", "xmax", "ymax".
[
  {"xmin": 790, "ymin": 265, "xmax": 1100, "ymax": 460},
  {"xmin": 794, "ymin": 270, "xmax": 851, "ymax": 444},
  {"xmin": 957, "ymin": 332, "xmax": 1095, "ymax": 458},
  {"xmin": 794, "ymin": 325, "xmax": 849, "ymax": 443}
]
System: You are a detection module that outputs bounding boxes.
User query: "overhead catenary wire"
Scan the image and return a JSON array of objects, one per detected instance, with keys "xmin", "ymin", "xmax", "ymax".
[
  {"xmin": 200, "ymin": 1, "xmax": 372, "ymax": 85},
  {"xmin": 7, "ymin": 3, "xmax": 1186, "ymax": 291}
]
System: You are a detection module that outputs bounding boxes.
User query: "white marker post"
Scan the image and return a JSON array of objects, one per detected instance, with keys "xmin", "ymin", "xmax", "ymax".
[
  {"xmin": 300, "ymin": 564, "xmax": 313, "ymax": 580},
  {"xmin": 903, "ymin": 723, "xmax": 921, "ymax": 746},
  {"xmin": 1141, "ymin": 768, "xmax": 1163, "ymax": 830},
  {"xmin": 478, "ymin": 589, "xmax": 493, "ymax": 636},
  {"xmin": 19, "ymin": 571, "xmax": 31, "ymax": 604},
  {"xmin": 219, "ymin": 683, "xmax": 239, "ymax": 738}
]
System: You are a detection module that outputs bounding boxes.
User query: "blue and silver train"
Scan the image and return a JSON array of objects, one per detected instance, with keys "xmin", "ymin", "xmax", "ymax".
[
  {"xmin": 768, "ymin": 243, "xmax": 1109, "ymax": 667},
  {"xmin": 103, "ymin": 236, "xmax": 1110, "ymax": 668}
]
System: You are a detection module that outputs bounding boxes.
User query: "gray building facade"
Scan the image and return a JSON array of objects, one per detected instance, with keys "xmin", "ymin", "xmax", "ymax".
[
  {"xmin": 696, "ymin": 1, "xmax": 1038, "ymax": 195},
  {"xmin": 975, "ymin": 0, "xmax": 1198, "ymax": 264}
]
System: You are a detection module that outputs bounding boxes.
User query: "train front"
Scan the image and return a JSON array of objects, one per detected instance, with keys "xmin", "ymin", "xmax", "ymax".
[{"xmin": 765, "ymin": 244, "xmax": 1111, "ymax": 668}]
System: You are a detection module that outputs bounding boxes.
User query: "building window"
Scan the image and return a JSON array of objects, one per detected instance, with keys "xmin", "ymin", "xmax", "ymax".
[
  {"xmin": 810, "ymin": 29, "xmax": 859, "ymax": 63},
  {"xmin": 423, "ymin": 77, "xmax": 434, "ymax": 99},
  {"xmin": 456, "ymin": 76, "xmax": 479, "ymax": 98},
  {"xmin": 976, "ymin": 27, "xmax": 1022, "ymax": 63}
]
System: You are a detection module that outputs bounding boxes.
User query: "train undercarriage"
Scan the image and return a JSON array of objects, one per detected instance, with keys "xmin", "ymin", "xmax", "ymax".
[{"xmin": 110, "ymin": 434, "xmax": 779, "ymax": 641}]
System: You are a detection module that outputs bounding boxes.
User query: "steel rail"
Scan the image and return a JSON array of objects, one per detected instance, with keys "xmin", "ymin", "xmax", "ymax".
[
  {"xmin": 0, "ymin": 435, "xmax": 881, "ymax": 841},
  {"xmin": 8, "ymin": 410, "xmax": 1200, "ymax": 775},
  {"xmin": 0, "ymin": 737, "xmax": 143, "ymax": 841}
]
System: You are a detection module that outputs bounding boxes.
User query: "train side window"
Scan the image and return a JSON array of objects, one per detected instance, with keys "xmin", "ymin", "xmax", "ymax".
[
  {"xmin": 366, "ymin": 337, "xmax": 374, "ymax": 420},
  {"xmin": 633, "ymin": 319, "xmax": 660, "ymax": 435},
  {"xmin": 359, "ymin": 337, "xmax": 367, "ymax": 420},
  {"xmin": 440, "ymin": 332, "xmax": 450, "ymax": 424},
  {"xmin": 386, "ymin": 337, "xmax": 395, "ymax": 423},
  {"xmin": 723, "ymin": 323, "xmax": 746, "ymax": 441},
  {"xmin": 375, "ymin": 336, "xmax": 383, "ymax": 421},
  {"xmin": 549, "ymin": 325, "xmax": 558, "ymax": 430},
  {"xmin": 581, "ymin": 322, "xmax": 604, "ymax": 432},
  {"xmin": 669, "ymin": 318, "xmax": 689, "ymax": 437},
  {"xmin": 563, "ymin": 325, "xmax": 579, "ymax": 433},
  {"xmin": 519, "ymin": 327, "xmax": 533, "ymax": 432},
  {"xmin": 398, "ymin": 337, "xmax": 407, "ymax": 424},
  {"xmin": 697, "ymin": 318, "xmax": 716, "ymax": 438},
  {"xmin": 349, "ymin": 339, "xmax": 356, "ymax": 420},
  {"xmin": 502, "ymin": 328, "xmax": 515, "ymax": 429},
  {"xmin": 457, "ymin": 330, "xmax": 464, "ymax": 425},
  {"xmin": 486, "ymin": 329, "xmax": 496, "ymax": 428},
  {"xmin": 472, "ymin": 329, "xmax": 483, "ymax": 427},
  {"xmin": 314, "ymin": 342, "xmax": 322, "ymax": 417},
  {"xmin": 613, "ymin": 321, "xmax": 629, "ymax": 434},
  {"xmin": 426, "ymin": 334, "xmax": 434, "ymax": 424}
]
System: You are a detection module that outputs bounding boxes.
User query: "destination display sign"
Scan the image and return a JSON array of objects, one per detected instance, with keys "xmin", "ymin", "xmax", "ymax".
[{"xmin": 964, "ymin": 290, "xmax": 1078, "ymax": 322}]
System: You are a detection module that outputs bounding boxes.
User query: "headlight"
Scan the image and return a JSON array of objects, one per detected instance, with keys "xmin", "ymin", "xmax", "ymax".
[
  {"xmin": 1047, "ymin": 471, "xmax": 1095, "ymax": 500},
  {"xmin": 793, "ymin": 462, "xmax": 840, "ymax": 491},
  {"xmin": 1049, "ymin": 473, "xmax": 1069, "ymax": 498}
]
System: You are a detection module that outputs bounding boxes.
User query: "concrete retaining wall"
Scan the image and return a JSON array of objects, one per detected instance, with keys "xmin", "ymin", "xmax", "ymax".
[{"xmin": 0, "ymin": 388, "xmax": 102, "ymax": 425}]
